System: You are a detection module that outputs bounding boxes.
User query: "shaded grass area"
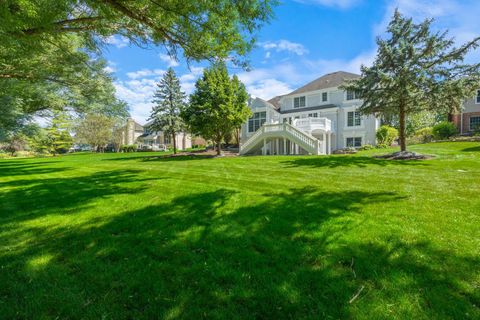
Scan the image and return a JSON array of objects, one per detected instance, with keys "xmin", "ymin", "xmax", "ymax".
[{"xmin": 0, "ymin": 142, "xmax": 479, "ymax": 319}]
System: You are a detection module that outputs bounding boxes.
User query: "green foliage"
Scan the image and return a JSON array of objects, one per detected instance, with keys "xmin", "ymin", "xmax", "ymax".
[
  {"xmin": 1, "ymin": 134, "xmax": 27, "ymax": 156},
  {"xmin": 376, "ymin": 125, "xmax": 398, "ymax": 146},
  {"xmin": 358, "ymin": 144, "xmax": 374, "ymax": 151},
  {"xmin": 375, "ymin": 143, "xmax": 389, "ymax": 149},
  {"xmin": 121, "ymin": 144, "xmax": 137, "ymax": 153},
  {"xmin": 43, "ymin": 111, "xmax": 73, "ymax": 155},
  {"xmin": 76, "ymin": 114, "xmax": 116, "ymax": 152},
  {"xmin": 0, "ymin": 142, "xmax": 480, "ymax": 318},
  {"xmin": 415, "ymin": 127, "xmax": 434, "ymax": 143},
  {"xmin": 148, "ymin": 68, "xmax": 186, "ymax": 154},
  {"xmin": 342, "ymin": 10, "xmax": 480, "ymax": 151},
  {"xmin": 183, "ymin": 63, "xmax": 251, "ymax": 155},
  {"xmin": 433, "ymin": 122, "xmax": 457, "ymax": 140}
]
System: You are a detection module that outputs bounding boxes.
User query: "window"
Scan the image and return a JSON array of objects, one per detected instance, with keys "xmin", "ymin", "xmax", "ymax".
[
  {"xmin": 308, "ymin": 113, "xmax": 318, "ymax": 118},
  {"xmin": 476, "ymin": 90, "xmax": 480, "ymax": 104},
  {"xmin": 164, "ymin": 134, "xmax": 171, "ymax": 144},
  {"xmin": 294, "ymin": 96, "xmax": 306, "ymax": 108},
  {"xmin": 346, "ymin": 137, "xmax": 362, "ymax": 148},
  {"xmin": 470, "ymin": 116, "xmax": 480, "ymax": 131},
  {"xmin": 322, "ymin": 92, "xmax": 328, "ymax": 102},
  {"xmin": 346, "ymin": 90, "xmax": 360, "ymax": 101},
  {"xmin": 347, "ymin": 111, "xmax": 361, "ymax": 127},
  {"xmin": 248, "ymin": 111, "xmax": 266, "ymax": 132}
]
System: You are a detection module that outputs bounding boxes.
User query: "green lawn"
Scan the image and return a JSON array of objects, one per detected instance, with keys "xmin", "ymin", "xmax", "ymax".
[{"xmin": 1, "ymin": 142, "xmax": 479, "ymax": 319}]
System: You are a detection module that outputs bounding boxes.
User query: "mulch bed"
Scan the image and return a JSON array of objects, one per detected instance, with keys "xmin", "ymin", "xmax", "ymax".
[{"xmin": 374, "ymin": 151, "xmax": 433, "ymax": 160}]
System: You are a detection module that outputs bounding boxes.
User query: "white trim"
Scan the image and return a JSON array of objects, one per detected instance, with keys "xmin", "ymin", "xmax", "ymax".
[{"xmin": 343, "ymin": 106, "xmax": 364, "ymax": 130}]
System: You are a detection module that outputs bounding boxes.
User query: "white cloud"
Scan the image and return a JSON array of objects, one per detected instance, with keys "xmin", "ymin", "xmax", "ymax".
[
  {"xmin": 115, "ymin": 66, "xmax": 204, "ymax": 123},
  {"xmin": 294, "ymin": 0, "xmax": 361, "ymax": 9},
  {"xmin": 260, "ymin": 40, "xmax": 309, "ymax": 56},
  {"xmin": 159, "ymin": 53, "xmax": 180, "ymax": 67},
  {"xmin": 126, "ymin": 69, "xmax": 165, "ymax": 79},
  {"xmin": 104, "ymin": 35, "xmax": 129, "ymax": 48}
]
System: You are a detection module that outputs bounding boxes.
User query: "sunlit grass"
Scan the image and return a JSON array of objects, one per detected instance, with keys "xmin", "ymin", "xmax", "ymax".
[{"xmin": 0, "ymin": 142, "xmax": 479, "ymax": 319}]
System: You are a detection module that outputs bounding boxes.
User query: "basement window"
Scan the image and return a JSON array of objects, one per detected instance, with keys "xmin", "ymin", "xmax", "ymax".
[{"xmin": 346, "ymin": 137, "xmax": 362, "ymax": 148}]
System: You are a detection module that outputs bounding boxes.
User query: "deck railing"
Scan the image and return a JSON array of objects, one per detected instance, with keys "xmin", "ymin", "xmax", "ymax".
[{"xmin": 240, "ymin": 122, "xmax": 323, "ymax": 154}]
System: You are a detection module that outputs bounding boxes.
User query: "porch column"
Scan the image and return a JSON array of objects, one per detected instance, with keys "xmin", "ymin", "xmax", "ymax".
[
  {"xmin": 283, "ymin": 139, "xmax": 287, "ymax": 155},
  {"xmin": 295, "ymin": 143, "xmax": 299, "ymax": 155},
  {"xmin": 322, "ymin": 133, "xmax": 326, "ymax": 154},
  {"xmin": 276, "ymin": 139, "xmax": 279, "ymax": 155},
  {"xmin": 262, "ymin": 138, "xmax": 266, "ymax": 155},
  {"xmin": 327, "ymin": 132, "xmax": 331, "ymax": 154}
]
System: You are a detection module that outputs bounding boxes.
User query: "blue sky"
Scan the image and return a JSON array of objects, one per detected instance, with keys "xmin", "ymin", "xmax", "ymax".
[{"xmin": 103, "ymin": 0, "xmax": 480, "ymax": 123}]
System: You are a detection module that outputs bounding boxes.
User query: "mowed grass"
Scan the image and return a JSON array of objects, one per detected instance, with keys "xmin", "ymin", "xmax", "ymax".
[{"xmin": 0, "ymin": 142, "xmax": 479, "ymax": 319}]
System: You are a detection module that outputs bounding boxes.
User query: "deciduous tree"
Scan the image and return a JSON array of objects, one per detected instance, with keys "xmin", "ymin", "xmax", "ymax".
[
  {"xmin": 183, "ymin": 63, "xmax": 250, "ymax": 155},
  {"xmin": 76, "ymin": 114, "xmax": 116, "ymax": 152}
]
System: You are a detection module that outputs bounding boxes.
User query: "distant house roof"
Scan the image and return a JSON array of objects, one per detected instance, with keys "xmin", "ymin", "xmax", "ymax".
[{"xmin": 286, "ymin": 71, "xmax": 360, "ymax": 96}]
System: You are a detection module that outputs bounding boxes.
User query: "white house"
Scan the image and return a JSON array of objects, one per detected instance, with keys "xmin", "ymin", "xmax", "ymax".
[
  {"xmin": 122, "ymin": 118, "xmax": 192, "ymax": 151},
  {"xmin": 240, "ymin": 71, "xmax": 380, "ymax": 155}
]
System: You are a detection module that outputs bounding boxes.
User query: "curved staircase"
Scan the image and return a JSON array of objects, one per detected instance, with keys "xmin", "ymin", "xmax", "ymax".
[{"xmin": 240, "ymin": 122, "xmax": 326, "ymax": 155}]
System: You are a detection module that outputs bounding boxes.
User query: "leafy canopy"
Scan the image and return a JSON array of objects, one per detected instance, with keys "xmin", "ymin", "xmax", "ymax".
[
  {"xmin": 183, "ymin": 63, "xmax": 250, "ymax": 155},
  {"xmin": 342, "ymin": 10, "xmax": 480, "ymax": 151}
]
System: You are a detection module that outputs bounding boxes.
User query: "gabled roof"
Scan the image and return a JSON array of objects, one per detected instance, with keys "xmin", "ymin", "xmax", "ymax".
[
  {"xmin": 287, "ymin": 71, "xmax": 360, "ymax": 96},
  {"xmin": 267, "ymin": 96, "xmax": 283, "ymax": 109}
]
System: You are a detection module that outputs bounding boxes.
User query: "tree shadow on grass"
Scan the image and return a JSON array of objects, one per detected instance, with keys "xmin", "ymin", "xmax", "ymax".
[
  {"xmin": 281, "ymin": 155, "xmax": 429, "ymax": 168},
  {"xmin": 0, "ymin": 160, "xmax": 72, "ymax": 178},
  {"xmin": 103, "ymin": 154, "xmax": 216, "ymax": 162},
  {"xmin": 461, "ymin": 145, "xmax": 480, "ymax": 152},
  {"xmin": 2, "ymin": 186, "xmax": 477, "ymax": 319},
  {"xmin": 0, "ymin": 169, "xmax": 158, "ymax": 223}
]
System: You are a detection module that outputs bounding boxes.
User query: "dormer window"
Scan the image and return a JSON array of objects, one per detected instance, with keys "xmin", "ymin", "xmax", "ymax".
[
  {"xmin": 476, "ymin": 89, "xmax": 480, "ymax": 104},
  {"xmin": 346, "ymin": 90, "xmax": 360, "ymax": 101},
  {"xmin": 294, "ymin": 96, "xmax": 306, "ymax": 108}
]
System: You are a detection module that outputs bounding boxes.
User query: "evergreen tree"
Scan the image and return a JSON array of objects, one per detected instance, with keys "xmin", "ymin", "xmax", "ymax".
[
  {"xmin": 45, "ymin": 111, "xmax": 73, "ymax": 156},
  {"xmin": 148, "ymin": 68, "xmax": 186, "ymax": 154},
  {"xmin": 342, "ymin": 10, "xmax": 480, "ymax": 152},
  {"xmin": 183, "ymin": 63, "xmax": 250, "ymax": 155}
]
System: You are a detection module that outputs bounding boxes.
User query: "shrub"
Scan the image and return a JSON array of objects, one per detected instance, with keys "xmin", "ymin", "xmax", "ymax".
[
  {"xmin": 359, "ymin": 144, "xmax": 374, "ymax": 151},
  {"xmin": 376, "ymin": 125, "xmax": 398, "ymax": 146},
  {"xmin": 414, "ymin": 127, "xmax": 434, "ymax": 143},
  {"xmin": 432, "ymin": 122, "xmax": 457, "ymax": 140},
  {"xmin": 375, "ymin": 143, "xmax": 389, "ymax": 149}
]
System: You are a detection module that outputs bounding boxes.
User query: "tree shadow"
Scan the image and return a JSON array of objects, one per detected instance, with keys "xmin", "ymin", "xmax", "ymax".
[
  {"xmin": 281, "ymin": 155, "xmax": 429, "ymax": 168},
  {"xmin": 461, "ymin": 145, "xmax": 480, "ymax": 152},
  {"xmin": 5, "ymin": 186, "xmax": 478, "ymax": 318},
  {"xmin": 104, "ymin": 154, "xmax": 216, "ymax": 162},
  {"xmin": 0, "ymin": 160, "xmax": 71, "ymax": 178},
  {"xmin": 0, "ymin": 169, "xmax": 158, "ymax": 223}
]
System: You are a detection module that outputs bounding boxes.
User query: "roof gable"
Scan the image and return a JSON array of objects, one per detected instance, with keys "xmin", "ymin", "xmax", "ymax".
[{"xmin": 287, "ymin": 71, "xmax": 360, "ymax": 96}]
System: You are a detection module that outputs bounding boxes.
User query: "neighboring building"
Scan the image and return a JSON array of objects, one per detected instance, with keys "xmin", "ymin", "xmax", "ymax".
[
  {"xmin": 453, "ymin": 89, "xmax": 480, "ymax": 134},
  {"xmin": 122, "ymin": 118, "xmax": 192, "ymax": 151},
  {"xmin": 240, "ymin": 71, "xmax": 380, "ymax": 155},
  {"xmin": 122, "ymin": 118, "xmax": 144, "ymax": 145}
]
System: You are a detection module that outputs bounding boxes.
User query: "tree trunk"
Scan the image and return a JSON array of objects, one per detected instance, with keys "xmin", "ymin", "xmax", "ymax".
[
  {"xmin": 216, "ymin": 139, "xmax": 222, "ymax": 156},
  {"xmin": 172, "ymin": 132, "xmax": 177, "ymax": 154},
  {"xmin": 399, "ymin": 104, "xmax": 407, "ymax": 152}
]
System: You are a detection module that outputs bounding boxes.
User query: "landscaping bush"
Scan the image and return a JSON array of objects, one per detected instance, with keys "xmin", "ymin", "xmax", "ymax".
[
  {"xmin": 375, "ymin": 143, "xmax": 389, "ymax": 149},
  {"xmin": 121, "ymin": 144, "xmax": 138, "ymax": 152},
  {"xmin": 432, "ymin": 122, "xmax": 457, "ymax": 139},
  {"xmin": 376, "ymin": 125, "xmax": 398, "ymax": 146},
  {"xmin": 359, "ymin": 144, "xmax": 374, "ymax": 151},
  {"xmin": 414, "ymin": 127, "xmax": 434, "ymax": 143}
]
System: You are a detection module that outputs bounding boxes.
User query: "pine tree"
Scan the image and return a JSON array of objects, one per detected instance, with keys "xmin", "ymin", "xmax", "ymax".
[
  {"xmin": 148, "ymin": 68, "xmax": 186, "ymax": 154},
  {"xmin": 342, "ymin": 10, "xmax": 480, "ymax": 152},
  {"xmin": 45, "ymin": 111, "xmax": 73, "ymax": 156},
  {"xmin": 182, "ymin": 63, "xmax": 250, "ymax": 155}
]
